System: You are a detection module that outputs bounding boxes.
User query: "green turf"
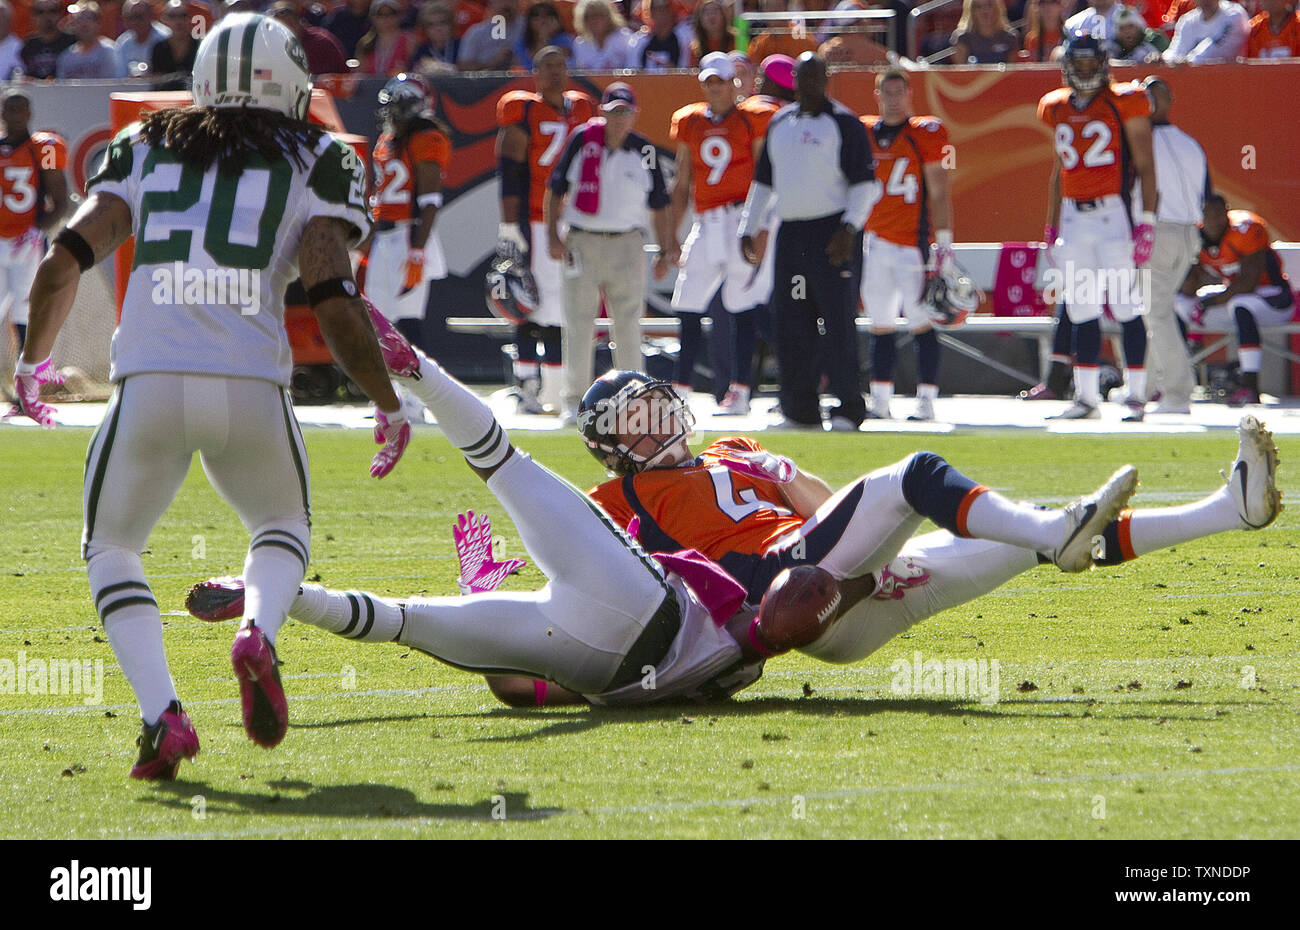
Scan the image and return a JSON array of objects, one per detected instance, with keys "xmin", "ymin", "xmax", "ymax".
[{"xmin": 1, "ymin": 424, "xmax": 1297, "ymax": 838}]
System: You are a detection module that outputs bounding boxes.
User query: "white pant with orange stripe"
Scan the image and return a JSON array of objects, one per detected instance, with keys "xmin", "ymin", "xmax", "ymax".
[{"xmin": 1054, "ymin": 195, "xmax": 1144, "ymax": 324}]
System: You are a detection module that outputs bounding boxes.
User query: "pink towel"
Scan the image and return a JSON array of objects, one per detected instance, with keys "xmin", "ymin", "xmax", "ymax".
[
  {"xmin": 574, "ymin": 118, "xmax": 606, "ymax": 215},
  {"xmin": 655, "ymin": 550, "xmax": 747, "ymax": 628}
]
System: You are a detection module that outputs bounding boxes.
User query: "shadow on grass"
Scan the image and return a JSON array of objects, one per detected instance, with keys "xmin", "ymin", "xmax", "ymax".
[
  {"xmin": 440, "ymin": 694, "xmax": 1249, "ymax": 743},
  {"xmin": 136, "ymin": 783, "xmax": 562, "ymax": 822}
]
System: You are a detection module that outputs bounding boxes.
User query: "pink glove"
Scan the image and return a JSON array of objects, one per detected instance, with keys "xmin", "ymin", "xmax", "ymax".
[
  {"xmin": 716, "ymin": 448, "xmax": 796, "ymax": 484},
  {"xmin": 370, "ymin": 407, "xmax": 410, "ymax": 478},
  {"xmin": 1132, "ymin": 222, "xmax": 1155, "ymax": 267},
  {"xmin": 932, "ymin": 244, "xmax": 955, "ymax": 272},
  {"xmin": 453, "ymin": 510, "xmax": 527, "ymax": 594},
  {"xmin": 12, "ymin": 356, "xmax": 64, "ymax": 429},
  {"xmin": 625, "ymin": 515, "xmax": 640, "ymax": 539},
  {"xmin": 1189, "ymin": 300, "xmax": 1206, "ymax": 327}
]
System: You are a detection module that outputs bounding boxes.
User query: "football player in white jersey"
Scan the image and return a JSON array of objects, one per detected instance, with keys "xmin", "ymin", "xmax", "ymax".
[{"xmin": 13, "ymin": 13, "xmax": 411, "ymax": 780}]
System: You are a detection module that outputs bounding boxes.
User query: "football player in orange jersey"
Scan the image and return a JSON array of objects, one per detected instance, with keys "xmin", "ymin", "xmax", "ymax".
[
  {"xmin": 365, "ymin": 73, "xmax": 450, "ymax": 419},
  {"xmin": 1177, "ymin": 194, "xmax": 1295, "ymax": 406},
  {"xmin": 860, "ymin": 68, "xmax": 955, "ymax": 423},
  {"xmin": 667, "ymin": 51, "xmax": 768, "ymax": 416},
  {"xmin": 495, "ymin": 46, "xmax": 597, "ymax": 414},
  {"xmin": 0, "ymin": 91, "xmax": 70, "ymax": 367},
  {"xmin": 1038, "ymin": 33, "xmax": 1157, "ymax": 421}
]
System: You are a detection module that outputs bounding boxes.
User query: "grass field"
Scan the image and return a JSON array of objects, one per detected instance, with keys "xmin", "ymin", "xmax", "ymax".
[{"xmin": 1, "ymin": 424, "xmax": 1297, "ymax": 839}]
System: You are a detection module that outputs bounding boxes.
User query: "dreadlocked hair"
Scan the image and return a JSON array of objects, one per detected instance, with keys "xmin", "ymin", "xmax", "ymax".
[{"xmin": 140, "ymin": 106, "xmax": 327, "ymax": 176}]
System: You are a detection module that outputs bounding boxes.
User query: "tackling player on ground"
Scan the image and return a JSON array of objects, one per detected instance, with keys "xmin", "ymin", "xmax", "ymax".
[
  {"xmin": 13, "ymin": 14, "xmax": 410, "ymax": 780},
  {"xmin": 860, "ymin": 68, "xmax": 956, "ymax": 423},
  {"xmin": 495, "ymin": 45, "xmax": 596, "ymax": 415},
  {"xmin": 1039, "ymin": 32, "xmax": 1157, "ymax": 421}
]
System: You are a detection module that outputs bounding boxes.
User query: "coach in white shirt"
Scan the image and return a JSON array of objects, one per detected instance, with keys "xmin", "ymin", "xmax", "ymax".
[
  {"xmin": 1164, "ymin": 0, "xmax": 1249, "ymax": 62},
  {"xmin": 545, "ymin": 83, "xmax": 678, "ymax": 419},
  {"xmin": 1138, "ymin": 76, "xmax": 1209, "ymax": 414}
]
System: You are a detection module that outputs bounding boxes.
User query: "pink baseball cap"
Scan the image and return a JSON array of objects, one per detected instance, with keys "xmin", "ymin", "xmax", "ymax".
[{"xmin": 760, "ymin": 54, "xmax": 796, "ymax": 91}]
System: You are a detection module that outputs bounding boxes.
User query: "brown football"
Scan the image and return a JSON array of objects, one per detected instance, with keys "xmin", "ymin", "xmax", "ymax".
[{"xmin": 757, "ymin": 565, "xmax": 842, "ymax": 653}]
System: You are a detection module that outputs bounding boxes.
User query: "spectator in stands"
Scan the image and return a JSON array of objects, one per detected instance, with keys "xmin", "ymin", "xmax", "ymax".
[
  {"xmin": 150, "ymin": 0, "xmax": 200, "ymax": 87},
  {"xmin": 950, "ymin": 0, "xmax": 1020, "ymax": 62},
  {"xmin": 21, "ymin": 0, "xmax": 76, "ymax": 80},
  {"xmin": 516, "ymin": 1, "xmax": 573, "ymax": 69},
  {"xmin": 1020, "ymin": 0, "xmax": 1066, "ymax": 60},
  {"xmin": 270, "ymin": 1, "xmax": 349, "ymax": 74},
  {"xmin": 1112, "ymin": 5, "xmax": 1163, "ymax": 56},
  {"xmin": 1064, "ymin": 0, "xmax": 1122, "ymax": 45},
  {"xmin": 0, "ymin": 1, "xmax": 25, "ymax": 80},
  {"xmin": 1161, "ymin": 0, "xmax": 1197, "ymax": 33},
  {"xmin": 822, "ymin": 0, "xmax": 909, "ymax": 56},
  {"xmin": 1164, "ymin": 0, "xmax": 1249, "ymax": 60},
  {"xmin": 689, "ymin": 0, "xmax": 735, "ymax": 63},
  {"xmin": 410, "ymin": 1, "xmax": 460, "ymax": 72},
  {"xmin": 1246, "ymin": 0, "xmax": 1300, "ymax": 56},
  {"xmin": 631, "ymin": 0, "xmax": 689, "ymax": 67},
  {"xmin": 116, "ymin": 0, "xmax": 167, "ymax": 76},
  {"xmin": 747, "ymin": 0, "xmax": 820, "ymax": 62},
  {"xmin": 818, "ymin": 28, "xmax": 892, "ymax": 62},
  {"xmin": 324, "ymin": 0, "xmax": 373, "ymax": 59},
  {"xmin": 56, "ymin": 1, "xmax": 127, "ymax": 78},
  {"xmin": 357, "ymin": 0, "xmax": 417, "ymax": 74},
  {"xmin": 571, "ymin": 0, "xmax": 636, "ymax": 68},
  {"xmin": 458, "ymin": 0, "xmax": 523, "ymax": 69},
  {"xmin": 452, "ymin": 0, "xmax": 486, "ymax": 39}
]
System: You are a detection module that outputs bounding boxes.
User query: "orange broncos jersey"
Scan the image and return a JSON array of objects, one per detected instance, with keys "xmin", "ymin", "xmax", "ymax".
[
  {"xmin": 1197, "ymin": 211, "xmax": 1289, "ymax": 291},
  {"xmin": 671, "ymin": 102, "xmax": 765, "ymax": 212},
  {"xmin": 0, "ymin": 131, "xmax": 66, "ymax": 239},
  {"xmin": 863, "ymin": 115, "xmax": 949, "ymax": 250},
  {"xmin": 1246, "ymin": 12, "xmax": 1300, "ymax": 58},
  {"xmin": 370, "ymin": 126, "xmax": 452, "ymax": 224},
  {"xmin": 737, "ymin": 94, "xmax": 783, "ymax": 139},
  {"xmin": 496, "ymin": 89, "xmax": 597, "ymax": 223},
  {"xmin": 588, "ymin": 437, "xmax": 801, "ymax": 568},
  {"xmin": 1038, "ymin": 82, "xmax": 1149, "ymax": 202}
]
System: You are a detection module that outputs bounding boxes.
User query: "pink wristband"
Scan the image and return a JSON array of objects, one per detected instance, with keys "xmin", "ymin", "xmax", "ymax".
[
  {"xmin": 747, "ymin": 617, "xmax": 778, "ymax": 658},
  {"xmin": 533, "ymin": 680, "xmax": 549, "ymax": 706}
]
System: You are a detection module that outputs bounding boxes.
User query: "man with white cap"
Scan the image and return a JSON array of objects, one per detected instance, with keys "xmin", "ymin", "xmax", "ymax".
[
  {"xmin": 545, "ymin": 82, "xmax": 677, "ymax": 422},
  {"xmin": 667, "ymin": 51, "xmax": 766, "ymax": 415}
]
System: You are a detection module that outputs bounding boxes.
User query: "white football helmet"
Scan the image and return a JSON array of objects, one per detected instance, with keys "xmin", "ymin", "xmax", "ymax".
[{"xmin": 192, "ymin": 13, "xmax": 311, "ymax": 120}]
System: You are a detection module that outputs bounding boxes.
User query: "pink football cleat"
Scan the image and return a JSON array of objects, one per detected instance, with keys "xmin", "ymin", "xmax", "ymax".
[
  {"xmin": 362, "ymin": 295, "xmax": 422, "ymax": 378},
  {"xmin": 185, "ymin": 576, "xmax": 245, "ymax": 621},
  {"xmin": 129, "ymin": 700, "xmax": 200, "ymax": 781},
  {"xmin": 231, "ymin": 622, "xmax": 288, "ymax": 748}
]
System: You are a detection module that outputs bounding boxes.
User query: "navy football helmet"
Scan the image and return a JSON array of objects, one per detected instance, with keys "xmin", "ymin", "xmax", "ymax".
[
  {"xmin": 578, "ymin": 371, "xmax": 695, "ymax": 476},
  {"xmin": 485, "ymin": 251, "xmax": 539, "ymax": 324},
  {"xmin": 377, "ymin": 73, "xmax": 431, "ymax": 132},
  {"xmin": 921, "ymin": 261, "xmax": 980, "ymax": 330},
  {"xmin": 1061, "ymin": 33, "xmax": 1109, "ymax": 96}
]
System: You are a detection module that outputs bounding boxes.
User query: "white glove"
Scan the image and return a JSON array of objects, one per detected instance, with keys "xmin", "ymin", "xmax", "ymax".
[{"xmin": 497, "ymin": 222, "xmax": 528, "ymax": 259}]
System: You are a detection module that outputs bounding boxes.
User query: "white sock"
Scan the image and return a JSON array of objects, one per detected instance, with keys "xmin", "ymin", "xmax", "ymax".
[
  {"xmin": 1126, "ymin": 368, "xmax": 1147, "ymax": 404},
  {"xmin": 1126, "ymin": 488, "xmax": 1240, "ymax": 554},
  {"xmin": 291, "ymin": 583, "xmax": 404, "ymax": 642},
  {"xmin": 870, "ymin": 380, "xmax": 893, "ymax": 414},
  {"xmin": 963, "ymin": 491, "xmax": 1066, "ymax": 552},
  {"xmin": 242, "ymin": 522, "xmax": 309, "ymax": 645},
  {"xmin": 1239, "ymin": 347, "xmax": 1262, "ymax": 374},
  {"xmin": 407, "ymin": 353, "xmax": 512, "ymax": 469},
  {"xmin": 88, "ymin": 548, "xmax": 176, "ymax": 724},
  {"xmin": 1075, "ymin": 366, "xmax": 1101, "ymax": 406},
  {"xmin": 917, "ymin": 383, "xmax": 939, "ymax": 402}
]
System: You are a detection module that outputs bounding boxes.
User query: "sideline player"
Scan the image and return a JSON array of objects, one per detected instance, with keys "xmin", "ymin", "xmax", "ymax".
[
  {"xmin": 365, "ymin": 72, "xmax": 450, "ymax": 419},
  {"xmin": 13, "ymin": 13, "xmax": 410, "ymax": 779},
  {"xmin": 667, "ymin": 51, "xmax": 766, "ymax": 415},
  {"xmin": 1177, "ymin": 194, "xmax": 1295, "ymax": 406},
  {"xmin": 495, "ymin": 45, "xmax": 596, "ymax": 414},
  {"xmin": 860, "ymin": 68, "xmax": 955, "ymax": 422},
  {"xmin": 0, "ymin": 90, "xmax": 69, "ymax": 405},
  {"xmin": 1039, "ymin": 33, "xmax": 1156, "ymax": 421}
]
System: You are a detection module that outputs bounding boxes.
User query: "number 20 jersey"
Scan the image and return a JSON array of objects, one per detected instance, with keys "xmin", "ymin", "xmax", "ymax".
[{"xmin": 88, "ymin": 122, "xmax": 371, "ymax": 386}]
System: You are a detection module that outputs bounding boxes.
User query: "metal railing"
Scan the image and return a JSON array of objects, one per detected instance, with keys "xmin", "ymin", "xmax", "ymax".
[
  {"xmin": 907, "ymin": 0, "xmax": 966, "ymax": 60},
  {"xmin": 740, "ymin": 9, "xmax": 900, "ymax": 53}
]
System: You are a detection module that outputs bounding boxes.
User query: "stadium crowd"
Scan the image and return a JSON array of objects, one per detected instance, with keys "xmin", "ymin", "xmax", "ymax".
[{"xmin": 0, "ymin": 0, "xmax": 1295, "ymax": 82}]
